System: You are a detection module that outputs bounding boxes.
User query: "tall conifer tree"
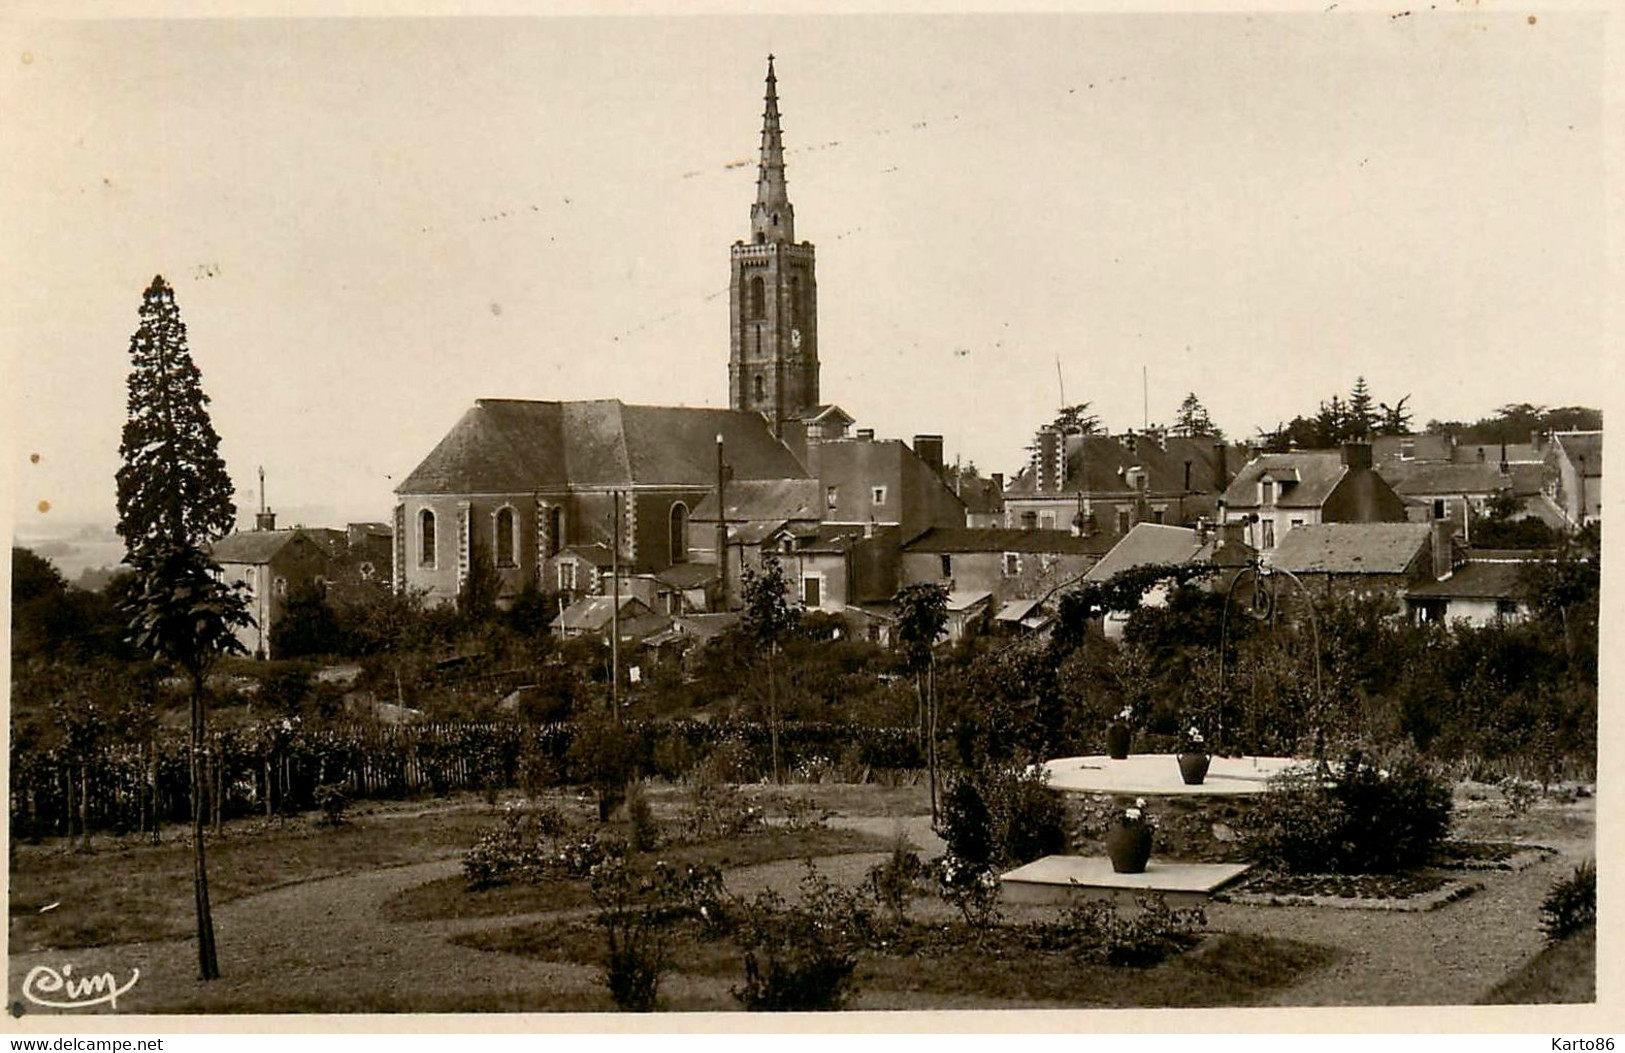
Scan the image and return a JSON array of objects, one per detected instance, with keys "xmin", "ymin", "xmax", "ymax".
[{"xmin": 115, "ymin": 275, "xmax": 250, "ymax": 981}]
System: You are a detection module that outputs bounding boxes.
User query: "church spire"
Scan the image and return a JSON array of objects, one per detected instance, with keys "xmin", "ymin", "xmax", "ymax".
[{"xmin": 751, "ymin": 54, "xmax": 795, "ymax": 245}]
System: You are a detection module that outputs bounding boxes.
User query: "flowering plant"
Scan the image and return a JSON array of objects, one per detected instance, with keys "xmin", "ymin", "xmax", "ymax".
[
  {"xmin": 1114, "ymin": 706, "xmax": 1134, "ymax": 724},
  {"xmin": 1182, "ymin": 726, "xmax": 1207, "ymax": 752},
  {"xmin": 1119, "ymin": 797, "xmax": 1152, "ymax": 828}
]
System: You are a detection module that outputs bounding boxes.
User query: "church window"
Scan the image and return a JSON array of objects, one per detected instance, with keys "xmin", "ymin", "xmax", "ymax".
[
  {"xmin": 754, "ymin": 374, "xmax": 765, "ymax": 403},
  {"xmin": 748, "ymin": 276, "xmax": 766, "ymax": 320},
  {"xmin": 669, "ymin": 502, "xmax": 690, "ymax": 564},
  {"xmin": 419, "ymin": 509, "xmax": 436, "ymax": 568},
  {"xmin": 494, "ymin": 506, "xmax": 518, "ymax": 568},
  {"xmin": 547, "ymin": 506, "xmax": 564, "ymax": 557}
]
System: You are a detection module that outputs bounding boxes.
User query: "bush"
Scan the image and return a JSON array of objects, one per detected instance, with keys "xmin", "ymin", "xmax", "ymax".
[
  {"xmin": 1539, "ymin": 861, "xmax": 1596, "ymax": 941},
  {"xmin": 940, "ymin": 779, "xmax": 995, "ymax": 867},
  {"xmin": 313, "ymin": 782, "xmax": 349, "ymax": 827},
  {"xmin": 461, "ymin": 804, "xmax": 580, "ymax": 888},
  {"xmin": 623, "ymin": 779, "xmax": 659, "ymax": 852},
  {"xmin": 732, "ymin": 862, "xmax": 875, "ymax": 1011},
  {"xmin": 590, "ymin": 854, "xmax": 672, "ymax": 1011},
  {"xmin": 865, "ymin": 839, "xmax": 926, "ymax": 925},
  {"xmin": 1040, "ymin": 894, "xmax": 1207, "ymax": 968},
  {"xmin": 1247, "ymin": 754, "xmax": 1454, "ymax": 874},
  {"xmin": 934, "ymin": 852, "xmax": 1001, "ymax": 928}
]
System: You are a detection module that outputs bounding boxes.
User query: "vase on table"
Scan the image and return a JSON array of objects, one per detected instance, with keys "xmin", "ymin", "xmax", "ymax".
[
  {"xmin": 1177, "ymin": 751, "xmax": 1212, "ymax": 785},
  {"xmin": 1105, "ymin": 722, "xmax": 1132, "ymax": 760},
  {"xmin": 1105, "ymin": 820, "xmax": 1153, "ymax": 874}
]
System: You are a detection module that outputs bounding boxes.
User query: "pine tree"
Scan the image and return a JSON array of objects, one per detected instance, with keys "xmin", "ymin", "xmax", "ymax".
[
  {"xmin": 1347, "ymin": 377, "xmax": 1377, "ymax": 441},
  {"xmin": 114, "ymin": 275, "xmax": 250, "ymax": 981},
  {"xmin": 1172, "ymin": 393, "xmax": 1219, "ymax": 437},
  {"xmin": 1376, "ymin": 395, "xmax": 1414, "ymax": 436}
]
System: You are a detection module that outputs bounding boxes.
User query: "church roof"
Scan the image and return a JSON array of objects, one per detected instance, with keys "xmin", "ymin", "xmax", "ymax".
[{"xmin": 397, "ymin": 399, "xmax": 808, "ymax": 495}]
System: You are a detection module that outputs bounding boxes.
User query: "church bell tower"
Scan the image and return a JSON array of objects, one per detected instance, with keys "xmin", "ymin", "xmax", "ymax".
[{"xmin": 729, "ymin": 56, "xmax": 819, "ymax": 434}]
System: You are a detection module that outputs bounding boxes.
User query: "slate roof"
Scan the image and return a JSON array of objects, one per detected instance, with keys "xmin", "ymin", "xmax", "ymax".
[
  {"xmin": 560, "ymin": 543, "xmax": 614, "ymax": 568},
  {"xmin": 691, "ymin": 478, "xmax": 822, "ymax": 522},
  {"xmin": 1454, "ymin": 442, "xmax": 1543, "ymax": 465},
  {"xmin": 211, "ymin": 529, "xmax": 307, "ymax": 565},
  {"xmin": 552, "ymin": 595, "xmax": 653, "ymax": 633},
  {"xmin": 1377, "ymin": 462, "xmax": 1511, "ymax": 496},
  {"xmin": 398, "ymin": 399, "xmax": 808, "ymax": 494},
  {"xmin": 1222, "ymin": 452, "xmax": 1349, "ymax": 509},
  {"xmin": 1005, "ymin": 436, "xmax": 1245, "ymax": 498},
  {"xmin": 1082, "ymin": 523, "xmax": 1215, "ymax": 584},
  {"xmin": 1268, "ymin": 523, "xmax": 1432, "ymax": 576},
  {"xmin": 902, "ymin": 527, "xmax": 1114, "ymax": 556},
  {"xmin": 957, "ymin": 477, "xmax": 1005, "ymax": 516},
  {"xmin": 1554, "ymin": 432, "xmax": 1602, "ymax": 477},
  {"xmin": 1372, "ymin": 434, "xmax": 1455, "ymax": 463},
  {"xmin": 654, "ymin": 563, "xmax": 718, "ymax": 589},
  {"xmin": 1406, "ymin": 561, "xmax": 1527, "ymax": 600}
]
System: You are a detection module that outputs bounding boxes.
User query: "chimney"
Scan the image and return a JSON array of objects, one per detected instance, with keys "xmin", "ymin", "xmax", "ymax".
[
  {"xmin": 1340, "ymin": 442, "xmax": 1373, "ymax": 470},
  {"xmin": 1431, "ymin": 519, "xmax": 1457, "ymax": 580},
  {"xmin": 913, "ymin": 434, "xmax": 945, "ymax": 477},
  {"xmin": 1035, "ymin": 427, "xmax": 1065, "ymax": 495},
  {"xmin": 856, "ymin": 428, "xmax": 874, "ymax": 442},
  {"xmin": 1214, "ymin": 443, "xmax": 1230, "ymax": 492},
  {"xmin": 991, "ymin": 472, "xmax": 1004, "ymax": 495},
  {"xmin": 1219, "ymin": 519, "xmax": 1248, "ymax": 549}
]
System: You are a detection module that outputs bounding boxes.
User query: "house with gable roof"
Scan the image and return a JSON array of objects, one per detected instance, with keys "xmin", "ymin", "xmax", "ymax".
[
  {"xmin": 1220, "ymin": 443, "xmax": 1406, "ymax": 554},
  {"xmin": 1266, "ymin": 521, "xmax": 1451, "ymax": 605},
  {"xmin": 211, "ymin": 525, "xmax": 334, "ymax": 659},
  {"xmin": 1545, "ymin": 431, "xmax": 1602, "ymax": 529}
]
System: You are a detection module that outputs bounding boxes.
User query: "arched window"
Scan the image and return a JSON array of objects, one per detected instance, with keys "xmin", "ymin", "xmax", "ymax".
[
  {"xmin": 418, "ymin": 509, "xmax": 436, "ymax": 567},
  {"xmin": 753, "ymin": 374, "xmax": 765, "ymax": 403},
  {"xmin": 669, "ymin": 502, "xmax": 689, "ymax": 564},
  {"xmin": 747, "ymin": 276, "xmax": 766, "ymax": 321},
  {"xmin": 494, "ymin": 506, "xmax": 518, "ymax": 568}
]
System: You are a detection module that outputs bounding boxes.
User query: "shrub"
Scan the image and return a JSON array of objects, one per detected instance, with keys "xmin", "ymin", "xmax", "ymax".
[
  {"xmin": 1247, "ymin": 754, "xmax": 1454, "ymax": 874},
  {"xmin": 940, "ymin": 779, "xmax": 995, "ymax": 867},
  {"xmin": 865, "ymin": 839, "xmax": 926, "ymax": 925},
  {"xmin": 678, "ymin": 772, "xmax": 764, "ymax": 844},
  {"xmin": 731, "ymin": 862, "xmax": 875, "ymax": 1011},
  {"xmin": 934, "ymin": 852, "xmax": 1002, "ymax": 929},
  {"xmin": 1539, "ymin": 861, "xmax": 1596, "ymax": 941},
  {"xmin": 623, "ymin": 779, "xmax": 659, "ymax": 853},
  {"xmin": 590, "ymin": 854, "xmax": 672, "ymax": 1011},
  {"xmin": 980, "ymin": 762, "xmax": 1068, "ymax": 866},
  {"xmin": 1041, "ymin": 894, "xmax": 1207, "ymax": 968},
  {"xmin": 313, "ymin": 782, "xmax": 349, "ymax": 827},
  {"xmin": 461, "ymin": 804, "xmax": 581, "ymax": 888}
]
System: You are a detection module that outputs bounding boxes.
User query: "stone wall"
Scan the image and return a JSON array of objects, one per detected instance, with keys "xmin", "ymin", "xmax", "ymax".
[{"xmin": 1062, "ymin": 790, "xmax": 1262, "ymax": 865}]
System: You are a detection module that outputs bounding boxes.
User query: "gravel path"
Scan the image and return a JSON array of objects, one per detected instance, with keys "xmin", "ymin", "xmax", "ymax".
[{"xmin": 9, "ymin": 802, "xmax": 1586, "ymax": 1014}]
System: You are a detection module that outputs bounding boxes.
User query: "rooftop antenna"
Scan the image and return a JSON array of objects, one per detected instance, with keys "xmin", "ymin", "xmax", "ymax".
[
  {"xmin": 1142, "ymin": 365, "xmax": 1149, "ymax": 431},
  {"xmin": 1055, "ymin": 355, "xmax": 1066, "ymax": 414}
]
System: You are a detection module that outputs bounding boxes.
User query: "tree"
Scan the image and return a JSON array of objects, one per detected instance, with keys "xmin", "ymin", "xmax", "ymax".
[
  {"xmin": 1376, "ymin": 395, "xmax": 1413, "ymax": 437},
  {"xmin": 114, "ymin": 275, "xmax": 251, "ymax": 981},
  {"xmin": 269, "ymin": 581, "xmax": 341, "ymax": 659},
  {"xmin": 1346, "ymin": 377, "xmax": 1376, "ymax": 441},
  {"xmin": 894, "ymin": 582, "xmax": 949, "ymax": 823},
  {"xmin": 739, "ymin": 557, "xmax": 801, "ymax": 783},
  {"xmin": 1171, "ymin": 393, "xmax": 1219, "ymax": 438},
  {"xmin": 1052, "ymin": 402, "xmax": 1102, "ymax": 436}
]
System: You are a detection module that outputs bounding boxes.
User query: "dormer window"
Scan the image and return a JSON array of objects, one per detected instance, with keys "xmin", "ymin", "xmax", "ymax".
[{"xmin": 1261, "ymin": 479, "xmax": 1276, "ymax": 506}]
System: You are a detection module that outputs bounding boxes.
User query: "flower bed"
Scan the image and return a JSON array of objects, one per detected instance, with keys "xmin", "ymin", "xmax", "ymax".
[{"xmin": 1217, "ymin": 871, "xmax": 1481, "ymax": 912}]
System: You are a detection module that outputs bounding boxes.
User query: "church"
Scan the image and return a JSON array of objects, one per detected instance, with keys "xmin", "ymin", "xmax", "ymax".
[{"xmin": 392, "ymin": 58, "xmax": 967, "ymax": 612}]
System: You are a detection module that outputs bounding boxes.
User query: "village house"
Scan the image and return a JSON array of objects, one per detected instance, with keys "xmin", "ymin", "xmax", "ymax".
[
  {"xmin": 1376, "ymin": 462, "xmax": 1512, "ymax": 540},
  {"xmin": 1265, "ymin": 521, "xmax": 1452, "ymax": 605},
  {"xmin": 1003, "ymin": 427, "xmax": 1245, "ymax": 544},
  {"xmin": 1405, "ymin": 548, "xmax": 1541, "ymax": 627},
  {"xmin": 1080, "ymin": 521, "xmax": 1254, "ymax": 639},
  {"xmin": 1545, "ymin": 431, "xmax": 1602, "ymax": 529},
  {"xmin": 897, "ymin": 526, "xmax": 1113, "ymax": 608},
  {"xmin": 1220, "ymin": 443, "xmax": 1407, "ymax": 554},
  {"xmin": 211, "ymin": 511, "xmax": 338, "ymax": 659}
]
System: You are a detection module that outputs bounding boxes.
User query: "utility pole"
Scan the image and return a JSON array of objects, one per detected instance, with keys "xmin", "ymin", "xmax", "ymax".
[
  {"xmin": 610, "ymin": 491, "xmax": 622, "ymax": 724},
  {"xmin": 716, "ymin": 434, "xmax": 730, "ymax": 611}
]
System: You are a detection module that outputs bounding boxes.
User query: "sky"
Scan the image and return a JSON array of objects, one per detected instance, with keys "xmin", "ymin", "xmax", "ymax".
[{"xmin": 3, "ymin": 10, "xmax": 1615, "ymax": 536}]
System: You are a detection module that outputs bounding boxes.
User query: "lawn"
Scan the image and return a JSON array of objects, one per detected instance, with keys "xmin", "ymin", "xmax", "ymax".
[
  {"xmin": 452, "ymin": 914, "xmax": 1336, "ymax": 1011},
  {"xmin": 8, "ymin": 796, "xmax": 503, "ymax": 951},
  {"xmin": 1478, "ymin": 926, "xmax": 1596, "ymax": 1005}
]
